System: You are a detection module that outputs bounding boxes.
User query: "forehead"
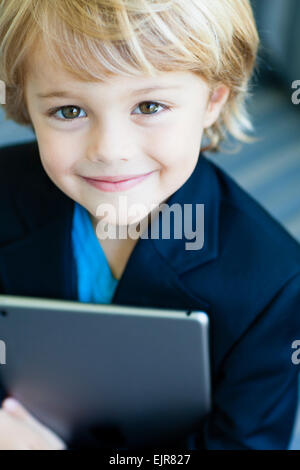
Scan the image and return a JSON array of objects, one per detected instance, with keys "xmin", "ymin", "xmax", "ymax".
[{"xmin": 25, "ymin": 40, "xmax": 205, "ymax": 95}]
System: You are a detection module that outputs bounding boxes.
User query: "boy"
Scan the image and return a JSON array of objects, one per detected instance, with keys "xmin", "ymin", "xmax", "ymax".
[{"xmin": 0, "ymin": 0, "xmax": 300, "ymax": 450}]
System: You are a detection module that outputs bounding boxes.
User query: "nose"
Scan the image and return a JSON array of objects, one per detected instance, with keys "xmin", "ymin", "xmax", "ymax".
[{"xmin": 86, "ymin": 118, "xmax": 132, "ymax": 164}]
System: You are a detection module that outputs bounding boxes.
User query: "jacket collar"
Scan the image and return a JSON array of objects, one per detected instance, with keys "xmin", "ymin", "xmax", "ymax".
[
  {"xmin": 0, "ymin": 142, "xmax": 219, "ymax": 312},
  {"xmin": 149, "ymin": 154, "xmax": 220, "ymax": 275}
]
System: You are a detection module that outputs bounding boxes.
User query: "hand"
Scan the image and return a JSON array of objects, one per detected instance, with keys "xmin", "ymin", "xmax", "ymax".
[{"xmin": 0, "ymin": 397, "xmax": 66, "ymax": 450}]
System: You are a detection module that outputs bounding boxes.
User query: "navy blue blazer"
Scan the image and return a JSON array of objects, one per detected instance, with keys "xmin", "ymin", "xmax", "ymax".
[{"xmin": 0, "ymin": 140, "xmax": 300, "ymax": 450}]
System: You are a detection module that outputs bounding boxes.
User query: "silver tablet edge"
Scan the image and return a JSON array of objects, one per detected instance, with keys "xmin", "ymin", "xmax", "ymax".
[
  {"xmin": 189, "ymin": 311, "xmax": 211, "ymax": 409},
  {"xmin": 0, "ymin": 294, "xmax": 209, "ymax": 322}
]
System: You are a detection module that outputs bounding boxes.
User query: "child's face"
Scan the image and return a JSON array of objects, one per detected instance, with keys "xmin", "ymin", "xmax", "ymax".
[{"xmin": 25, "ymin": 47, "xmax": 228, "ymax": 228}]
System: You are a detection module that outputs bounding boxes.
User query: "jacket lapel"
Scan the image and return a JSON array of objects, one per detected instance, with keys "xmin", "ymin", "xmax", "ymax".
[{"xmin": 112, "ymin": 233, "xmax": 211, "ymax": 312}]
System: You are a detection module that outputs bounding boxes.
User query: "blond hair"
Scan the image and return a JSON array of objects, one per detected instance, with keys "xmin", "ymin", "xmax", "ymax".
[{"xmin": 0, "ymin": 0, "xmax": 259, "ymax": 152}]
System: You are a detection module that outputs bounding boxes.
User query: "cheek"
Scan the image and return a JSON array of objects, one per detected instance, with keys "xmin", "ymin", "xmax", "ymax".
[
  {"xmin": 146, "ymin": 115, "xmax": 204, "ymax": 169},
  {"xmin": 35, "ymin": 129, "xmax": 79, "ymax": 178}
]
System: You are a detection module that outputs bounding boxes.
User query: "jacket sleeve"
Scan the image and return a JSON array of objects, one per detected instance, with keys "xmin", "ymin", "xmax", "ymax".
[{"xmin": 194, "ymin": 272, "xmax": 300, "ymax": 450}]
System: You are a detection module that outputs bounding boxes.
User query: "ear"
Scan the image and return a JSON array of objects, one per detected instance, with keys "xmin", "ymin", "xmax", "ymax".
[{"xmin": 203, "ymin": 84, "xmax": 230, "ymax": 129}]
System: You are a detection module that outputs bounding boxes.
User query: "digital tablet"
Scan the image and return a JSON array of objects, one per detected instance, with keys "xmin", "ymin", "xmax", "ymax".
[{"xmin": 0, "ymin": 294, "xmax": 211, "ymax": 449}]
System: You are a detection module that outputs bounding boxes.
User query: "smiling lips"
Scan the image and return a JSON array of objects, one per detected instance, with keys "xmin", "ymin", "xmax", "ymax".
[{"xmin": 82, "ymin": 170, "xmax": 156, "ymax": 192}]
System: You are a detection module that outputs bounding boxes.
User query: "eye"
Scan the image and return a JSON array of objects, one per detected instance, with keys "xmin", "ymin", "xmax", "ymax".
[
  {"xmin": 48, "ymin": 105, "xmax": 87, "ymax": 121},
  {"xmin": 133, "ymin": 101, "xmax": 168, "ymax": 116}
]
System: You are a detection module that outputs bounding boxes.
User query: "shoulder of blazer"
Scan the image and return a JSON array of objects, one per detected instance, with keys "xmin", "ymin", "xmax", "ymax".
[
  {"xmin": 0, "ymin": 140, "xmax": 73, "ymax": 245},
  {"xmin": 210, "ymin": 158, "xmax": 300, "ymax": 283},
  {"xmin": 174, "ymin": 156, "xmax": 300, "ymax": 358}
]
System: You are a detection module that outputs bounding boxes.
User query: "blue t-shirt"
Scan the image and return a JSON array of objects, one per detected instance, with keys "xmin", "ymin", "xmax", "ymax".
[{"xmin": 71, "ymin": 202, "xmax": 119, "ymax": 303}]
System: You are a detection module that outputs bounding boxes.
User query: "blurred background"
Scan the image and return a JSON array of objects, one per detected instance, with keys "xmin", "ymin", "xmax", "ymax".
[{"xmin": 0, "ymin": 0, "xmax": 300, "ymax": 449}]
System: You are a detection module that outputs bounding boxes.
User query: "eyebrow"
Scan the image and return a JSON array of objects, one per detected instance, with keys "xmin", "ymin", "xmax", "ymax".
[{"xmin": 36, "ymin": 85, "xmax": 181, "ymax": 99}]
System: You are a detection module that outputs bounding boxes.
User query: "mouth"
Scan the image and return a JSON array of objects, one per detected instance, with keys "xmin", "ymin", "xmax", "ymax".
[{"xmin": 81, "ymin": 170, "xmax": 157, "ymax": 192}]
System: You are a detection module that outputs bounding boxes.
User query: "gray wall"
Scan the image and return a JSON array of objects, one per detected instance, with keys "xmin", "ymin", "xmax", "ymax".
[{"xmin": 0, "ymin": 107, "xmax": 35, "ymax": 148}]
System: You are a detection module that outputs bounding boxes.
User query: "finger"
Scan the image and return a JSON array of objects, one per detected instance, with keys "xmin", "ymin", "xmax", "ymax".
[
  {"xmin": 3, "ymin": 398, "xmax": 47, "ymax": 429},
  {"xmin": 1, "ymin": 398, "xmax": 45, "ymax": 433},
  {"xmin": 2, "ymin": 398, "xmax": 66, "ymax": 449},
  {"xmin": 2, "ymin": 398, "xmax": 31, "ymax": 421}
]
